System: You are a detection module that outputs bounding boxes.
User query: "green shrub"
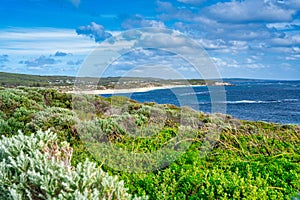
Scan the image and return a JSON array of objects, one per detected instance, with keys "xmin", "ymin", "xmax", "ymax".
[
  {"xmin": 0, "ymin": 130, "xmax": 147, "ymax": 200},
  {"xmin": 0, "ymin": 89, "xmax": 41, "ymax": 117},
  {"xmin": 28, "ymin": 107, "xmax": 79, "ymax": 142}
]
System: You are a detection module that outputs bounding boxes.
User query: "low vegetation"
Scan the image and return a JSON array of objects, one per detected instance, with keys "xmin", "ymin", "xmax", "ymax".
[
  {"xmin": 0, "ymin": 130, "xmax": 146, "ymax": 200},
  {"xmin": 0, "ymin": 86, "xmax": 299, "ymax": 199},
  {"xmin": 0, "ymin": 72, "xmax": 225, "ymax": 90}
]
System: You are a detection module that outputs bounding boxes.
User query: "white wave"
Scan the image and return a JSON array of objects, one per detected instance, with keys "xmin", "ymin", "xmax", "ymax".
[
  {"xmin": 283, "ymin": 99, "xmax": 299, "ymax": 102},
  {"xmin": 198, "ymin": 100, "xmax": 284, "ymax": 105},
  {"xmin": 199, "ymin": 99, "xmax": 300, "ymax": 105},
  {"xmin": 210, "ymin": 100, "xmax": 281, "ymax": 104},
  {"xmin": 179, "ymin": 91, "xmax": 209, "ymax": 96},
  {"xmin": 226, "ymin": 100, "xmax": 280, "ymax": 104}
]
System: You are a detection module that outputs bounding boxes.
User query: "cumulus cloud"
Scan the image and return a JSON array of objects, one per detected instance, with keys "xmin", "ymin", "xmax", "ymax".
[
  {"xmin": 156, "ymin": 1, "xmax": 176, "ymax": 13},
  {"xmin": 157, "ymin": 0, "xmax": 294, "ymax": 55},
  {"xmin": 206, "ymin": 0, "xmax": 295, "ymax": 23},
  {"xmin": 197, "ymin": 39, "xmax": 226, "ymax": 50},
  {"xmin": 267, "ymin": 22, "xmax": 300, "ymax": 31},
  {"xmin": 19, "ymin": 55, "xmax": 59, "ymax": 67},
  {"xmin": 67, "ymin": 59, "xmax": 83, "ymax": 65},
  {"xmin": 175, "ymin": 17, "xmax": 286, "ymax": 50},
  {"xmin": 121, "ymin": 14, "xmax": 165, "ymax": 29},
  {"xmin": 280, "ymin": 0, "xmax": 300, "ymax": 9},
  {"xmin": 154, "ymin": 0, "xmax": 300, "ymax": 76},
  {"xmin": 0, "ymin": 54, "xmax": 9, "ymax": 63},
  {"xmin": 270, "ymin": 35, "xmax": 300, "ymax": 46},
  {"xmin": 105, "ymin": 48, "xmax": 199, "ymax": 79},
  {"xmin": 76, "ymin": 22, "xmax": 112, "ymax": 42},
  {"xmin": 129, "ymin": 30, "xmax": 198, "ymax": 50},
  {"xmin": 156, "ymin": 1, "xmax": 194, "ymax": 21},
  {"xmin": 54, "ymin": 51, "xmax": 70, "ymax": 57},
  {"xmin": 286, "ymin": 54, "xmax": 300, "ymax": 61},
  {"xmin": 212, "ymin": 57, "xmax": 267, "ymax": 69},
  {"xmin": 177, "ymin": 0, "xmax": 206, "ymax": 5}
]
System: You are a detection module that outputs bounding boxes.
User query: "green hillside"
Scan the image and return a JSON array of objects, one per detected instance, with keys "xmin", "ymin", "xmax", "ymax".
[{"xmin": 0, "ymin": 72, "xmax": 226, "ymax": 90}]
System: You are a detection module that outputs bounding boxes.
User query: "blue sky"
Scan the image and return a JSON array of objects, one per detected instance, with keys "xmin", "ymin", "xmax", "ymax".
[{"xmin": 0, "ymin": 0, "xmax": 299, "ymax": 79}]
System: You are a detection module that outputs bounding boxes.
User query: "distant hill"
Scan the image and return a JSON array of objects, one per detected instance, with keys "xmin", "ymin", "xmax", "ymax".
[
  {"xmin": 0, "ymin": 72, "xmax": 75, "ymax": 87},
  {"xmin": 0, "ymin": 71, "xmax": 231, "ymax": 90}
]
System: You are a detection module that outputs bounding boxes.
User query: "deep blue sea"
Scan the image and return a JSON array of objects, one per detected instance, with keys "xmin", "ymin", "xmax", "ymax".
[{"xmin": 102, "ymin": 79, "xmax": 300, "ymax": 125}]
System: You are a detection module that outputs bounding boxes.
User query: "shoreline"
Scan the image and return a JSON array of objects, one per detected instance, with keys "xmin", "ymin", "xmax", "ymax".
[{"xmin": 66, "ymin": 84, "xmax": 206, "ymax": 95}]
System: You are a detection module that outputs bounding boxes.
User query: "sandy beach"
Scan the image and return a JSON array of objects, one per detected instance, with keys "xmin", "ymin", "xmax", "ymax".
[{"xmin": 67, "ymin": 85, "xmax": 205, "ymax": 95}]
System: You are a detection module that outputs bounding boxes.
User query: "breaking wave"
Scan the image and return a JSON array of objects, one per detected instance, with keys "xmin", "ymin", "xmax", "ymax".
[{"xmin": 198, "ymin": 99, "xmax": 299, "ymax": 105}]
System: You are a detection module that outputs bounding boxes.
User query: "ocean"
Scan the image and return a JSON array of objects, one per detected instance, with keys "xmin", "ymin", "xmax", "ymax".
[{"xmin": 101, "ymin": 79, "xmax": 300, "ymax": 125}]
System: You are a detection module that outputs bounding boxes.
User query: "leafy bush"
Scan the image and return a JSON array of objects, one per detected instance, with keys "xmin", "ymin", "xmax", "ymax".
[
  {"xmin": 0, "ymin": 89, "xmax": 42, "ymax": 117},
  {"xmin": 0, "ymin": 130, "xmax": 147, "ymax": 200},
  {"xmin": 29, "ymin": 107, "xmax": 77, "ymax": 132}
]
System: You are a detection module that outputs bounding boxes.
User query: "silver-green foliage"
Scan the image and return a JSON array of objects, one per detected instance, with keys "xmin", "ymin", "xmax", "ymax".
[
  {"xmin": 29, "ymin": 107, "xmax": 78, "ymax": 131},
  {"xmin": 0, "ymin": 130, "xmax": 147, "ymax": 200}
]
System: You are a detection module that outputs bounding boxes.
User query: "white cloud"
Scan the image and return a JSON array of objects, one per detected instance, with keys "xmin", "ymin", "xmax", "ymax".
[
  {"xmin": 206, "ymin": 0, "xmax": 295, "ymax": 23},
  {"xmin": 156, "ymin": 1, "xmax": 194, "ymax": 21},
  {"xmin": 0, "ymin": 27, "xmax": 97, "ymax": 75},
  {"xmin": 134, "ymin": 32, "xmax": 198, "ymax": 51},
  {"xmin": 212, "ymin": 57, "xmax": 238, "ymax": 68},
  {"xmin": 177, "ymin": 0, "xmax": 206, "ymax": 5},
  {"xmin": 121, "ymin": 15, "xmax": 165, "ymax": 29},
  {"xmin": 76, "ymin": 22, "xmax": 112, "ymax": 42},
  {"xmin": 280, "ymin": 0, "xmax": 300, "ymax": 9},
  {"xmin": 67, "ymin": 59, "xmax": 83, "ymax": 65},
  {"xmin": 212, "ymin": 57, "xmax": 267, "ymax": 69},
  {"xmin": 19, "ymin": 55, "xmax": 60, "ymax": 67},
  {"xmin": 285, "ymin": 54, "xmax": 300, "ymax": 61},
  {"xmin": 197, "ymin": 39, "xmax": 226, "ymax": 50},
  {"xmin": 266, "ymin": 19, "xmax": 300, "ymax": 31},
  {"xmin": 156, "ymin": 1, "xmax": 176, "ymax": 13},
  {"xmin": 176, "ymin": 16, "xmax": 280, "ymax": 42},
  {"xmin": 156, "ymin": 0, "xmax": 298, "ymax": 60},
  {"xmin": 54, "ymin": 51, "xmax": 70, "ymax": 57},
  {"xmin": 228, "ymin": 40, "xmax": 249, "ymax": 51},
  {"xmin": 0, "ymin": 27, "xmax": 96, "ymax": 55},
  {"xmin": 101, "ymin": 47, "xmax": 203, "ymax": 79},
  {"xmin": 273, "ymin": 34, "xmax": 300, "ymax": 46}
]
